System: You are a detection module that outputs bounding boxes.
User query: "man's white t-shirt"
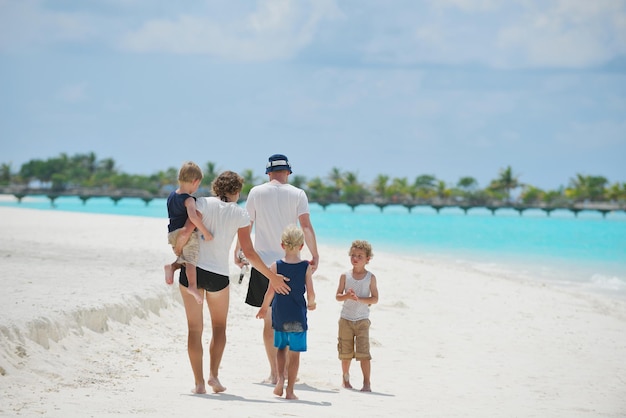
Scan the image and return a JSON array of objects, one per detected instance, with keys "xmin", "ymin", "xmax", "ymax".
[
  {"xmin": 245, "ymin": 180, "xmax": 310, "ymax": 266},
  {"xmin": 195, "ymin": 196, "xmax": 251, "ymax": 276}
]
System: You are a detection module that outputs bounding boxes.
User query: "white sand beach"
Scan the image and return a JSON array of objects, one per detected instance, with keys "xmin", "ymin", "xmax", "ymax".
[{"xmin": 1, "ymin": 206, "xmax": 625, "ymax": 417}]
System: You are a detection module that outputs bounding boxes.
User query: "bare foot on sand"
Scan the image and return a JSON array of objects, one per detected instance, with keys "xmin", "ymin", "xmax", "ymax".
[
  {"xmin": 187, "ymin": 286, "xmax": 203, "ymax": 304},
  {"xmin": 164, "ymin": 264, "xmax": 174, "ymax": 285},
  {"xmin": 342, "ymin": 373, "xmax": 352, "ymax": 389},
  {"xmin": 191, "ymin": 383, "xmax": 206, "ymax": 394},
  {"xmin": 263, "ymin": 374, "xmax": 278, "ymax": 385},
  {"xmin": 285, "ymin": 391, "xmax": 298, "ymax": 400},
  {"xmin": 273, "ymin": 377, "xmax": 285, "ymax": 397},
  {"xmin": 360, "ymin": 384, "xmax": 371, "ymax": 392},
  {"xmin": 208, "ymin": 376, "xmax": 226, "ymax": 393}
]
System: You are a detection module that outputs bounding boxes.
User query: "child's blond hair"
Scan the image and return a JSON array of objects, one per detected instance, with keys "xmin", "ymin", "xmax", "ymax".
[
  {"xmin": 178, "ymin": 161, "xmax": 204, "ymax": 183},
  {"xmin": 349, "ymin": 240, "xmax": 373, "ymax": 258},
  {"xmin": 282, "ymin": 224, "xmax": 304, "ymax": 251}
]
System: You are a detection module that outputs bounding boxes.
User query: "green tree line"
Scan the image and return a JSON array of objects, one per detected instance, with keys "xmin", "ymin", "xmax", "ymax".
[{"xmin": 1, "ymin": 152, "xmax": 625, "ymax": 206}]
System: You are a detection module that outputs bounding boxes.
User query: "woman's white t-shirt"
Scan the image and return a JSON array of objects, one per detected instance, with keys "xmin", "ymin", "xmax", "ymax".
[{"xmin": 195, "ymin": 196, "xmax": 251, "ymax": 276}]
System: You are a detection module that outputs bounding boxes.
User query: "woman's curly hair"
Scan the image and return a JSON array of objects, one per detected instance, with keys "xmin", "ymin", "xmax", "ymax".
[{"xmin": 211, "ymin": 170, "xmax": 244, "ymax": 201}]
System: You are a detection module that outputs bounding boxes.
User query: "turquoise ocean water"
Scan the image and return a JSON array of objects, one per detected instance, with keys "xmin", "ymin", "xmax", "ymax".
[{"xmin": 3, "ymin": 195, "xmax": 626, "ymax": 300}]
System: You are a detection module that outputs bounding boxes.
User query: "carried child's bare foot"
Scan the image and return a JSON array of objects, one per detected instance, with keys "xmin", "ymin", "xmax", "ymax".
[
  {"xmin": 164, "ymin": 264, "xmax": 174, "ymax": 285},
  {"xmin": 191, "ymin": 383, "xmax": 206, "ymax": 394},
  {"xmin": 360, "ymin": 384, "xmax": 371, "ymax": 392},
  {"xmin": 186, "ymin": 286, "xmax": 203, "ymax": 304},
  {"xmin": 342, "ymin": 373, "xmax": 353, "ymax": 389},
  {"xmin": 208, "ymin": 376, "xmax": 226, "ymax": 393},
  {"xmin": 273, "ymin": 377, "xmax": 285, "ymax": 397}
]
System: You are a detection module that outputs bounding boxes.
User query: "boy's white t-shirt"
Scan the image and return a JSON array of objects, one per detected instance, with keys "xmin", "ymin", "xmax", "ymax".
[
  {"xmin": 195, "ymin": 196, "xmax": 250, "ymax": 276},
  {"xmin": 245, "ymin": 181, "xmax": 310, "ymax": 265},
  {"xmin": 340, "ymin": 271, "xmax": 373, "ymax": 321}
]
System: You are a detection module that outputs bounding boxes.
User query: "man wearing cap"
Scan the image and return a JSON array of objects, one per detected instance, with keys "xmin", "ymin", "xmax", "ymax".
[{"xmin": 237, "ymin": 153, "xmax": 319, "ymax": 384}]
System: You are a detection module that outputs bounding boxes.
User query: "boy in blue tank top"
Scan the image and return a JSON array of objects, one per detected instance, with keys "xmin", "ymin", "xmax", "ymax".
[{"xmin": 256, "ymin": 224, "xmax": 316, "ymax": 400}]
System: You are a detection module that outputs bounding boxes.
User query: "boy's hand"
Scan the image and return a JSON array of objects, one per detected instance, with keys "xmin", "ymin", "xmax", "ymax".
[
  {"xmin": 308, "ymin": 256, "xmax": 319, "ymax": 273},
  {"xmin": 256, "ymin": 307, "xmax": 267, "ymax": 319}
]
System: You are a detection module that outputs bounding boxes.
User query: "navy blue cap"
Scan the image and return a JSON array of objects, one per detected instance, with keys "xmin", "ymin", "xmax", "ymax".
[{"xmin": 265, "ymin": 154, "xmax": 292, "ymax": 174}]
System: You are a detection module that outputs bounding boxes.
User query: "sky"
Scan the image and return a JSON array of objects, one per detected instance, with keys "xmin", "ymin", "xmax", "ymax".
[{"xmin": 1, "ymin": 0, "xmax": 625, "ymax": 191}]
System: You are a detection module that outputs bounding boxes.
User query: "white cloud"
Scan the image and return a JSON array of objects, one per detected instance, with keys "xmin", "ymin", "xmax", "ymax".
[
  {"xmin": 248, "ymin": 0, "xmax": 296, "ymax": 32},
  {"xmin": 494, "ymin": 0, "xmax": 626, "ymax": 68},
  {"xmin": 362, "ymin": 0, "xmax": 626, "ymax": 69},
  {"xmin": 0, "ymin": 0, "xmax": 97, "ymax": 51},
  {"xmin": 1, "ymin": 0, "xmax": 624, "ymax": 69},
  {"xmin": 431, "ymin": 0, "xmax": 501, "ymax": 13},
  {"xmin": 119, "ymin": 0, "xmax": 342, "ymax": 61}
]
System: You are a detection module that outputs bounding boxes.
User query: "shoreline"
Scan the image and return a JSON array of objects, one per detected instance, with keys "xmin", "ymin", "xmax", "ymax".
[
  {"xmin": 3, "ymin": 194, "xmax": 626, "ymax": 295},
  {"xmin": 1, "ymin": 207, "xmax": 626, "ymax": 417},
  {"xmin": 0, "ymin": 205, "xmax": 623, "ymax": 325},
  {"xmin": 2, "ymin": 190, "xmax": 624, "ymax": 218}
]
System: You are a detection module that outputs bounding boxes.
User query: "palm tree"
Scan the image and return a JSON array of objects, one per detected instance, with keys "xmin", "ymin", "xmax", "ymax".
[
  {"xmin": 372, "ymin": 174, "xmax": 390, "ymax": 200},
  {"xmin": 204, "ymin": 162, "xmax": 219, "ymax": 187},
  {"xmin": 490, "ymin": 166, "xmax": 520, "ymax": 202},
  {"xmin": 457, "ymin": 176, "xmax": 478, "ymax": 191},
  {"xmin": 519, "ymin": 185, "xmax": 544, "ymax": 205},
  {"xmin": 543, "ymin": 188, "xmax": 568, "ymax": 206},
  {"xmin": 7, "ymin": 150, "xmax": 625, "ymax": 209},
  {"xmin": 154, "ymin": 168, "xmax": 178, "ymax": 188},
  {"xmin": 66, "ymin": 153, "xmax": 98, "ymax": 187},
  {"xmin": 0, "ymin": 162, "xmax": 11, "ymax": 185},
  {"xmin": 341, "ymin": 171, "xmax": 369, "ymax": 204},
  {"xmin": 291, "ymin": 175, "xmax": 306, "ymax": 190},
  {"xmin": 98, "ymin": 158, "xmax": 116, "ymax": 173},
  {"xmin": 452, "ymin": 176, "xmax": 479, "ymax": 203},
  {"xmin": 19, "ymin": 159, "xmax": 43, "ymax": 186},
  {"xmin": 435, "ymin": 180, "xmax": 450, "ymax": 200},
  {"xmin": 328, "ymin": 167, "xmax": 343, "ymax": 200},
  {"xmin": 92, "ymin": 158, "xmax": 117, "ymax": 188},
  {"xmin": 306, "ymin": 176, "xmax": 335, "ymax": 203},
  {"xmin": 413, "ymin": 174, "xmax": 437, "ymax": 199},
  {"xmin": 240, "ymin": 169, "xmax": 257, "ymax": 197},
  {"xmin": 388, "ymin": 177, "xmax": 411, "ymax": 202},
  {"xmin": 566, "ymin": 174, "xmax": 608, "ymax": 202},
  {"xmin": 606, "ymin": 182, "xmax": 626, "ymax": 203}
]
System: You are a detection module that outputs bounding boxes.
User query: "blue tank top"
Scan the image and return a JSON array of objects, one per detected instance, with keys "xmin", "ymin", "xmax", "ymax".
[
  {"xmin": 271, "ymin": 260, "xmax": 310, "ymax": 332},
  {"xmin": 167, "ymin": 191, "xmax": 194, "ymax": 232}
]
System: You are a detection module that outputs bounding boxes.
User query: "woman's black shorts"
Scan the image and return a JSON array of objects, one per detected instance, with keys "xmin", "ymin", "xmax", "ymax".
[{"xmin": 180, "ymin": 266, "xmax": 229, "ymax": 292}]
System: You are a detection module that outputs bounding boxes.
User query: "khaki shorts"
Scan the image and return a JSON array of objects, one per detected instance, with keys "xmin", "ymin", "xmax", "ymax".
[
  {"xmin": 167, "ymin": 228, "xmax": 199, "ymax": 266},
  {"xmin": 337, "ymin": 318, "xmax": 371, "ymax": 361}
]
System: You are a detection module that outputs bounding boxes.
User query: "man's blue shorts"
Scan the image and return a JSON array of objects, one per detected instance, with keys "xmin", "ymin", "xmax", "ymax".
[{"xmin": 274, "ymin": 331, "xmax": 307, "ymax": 352}]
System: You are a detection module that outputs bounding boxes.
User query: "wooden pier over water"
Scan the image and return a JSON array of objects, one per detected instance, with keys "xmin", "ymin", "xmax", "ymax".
[
  {"xmin": 316, "ymin": 199, "xmax": 624, "ymax": 217},
  {"xmin": 0, "ymin": 187, "xmax": 166, "ymax": 206},
  {"xmin": 1, "ymin": 187, "xmax": 624, "ymax": 217}
]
